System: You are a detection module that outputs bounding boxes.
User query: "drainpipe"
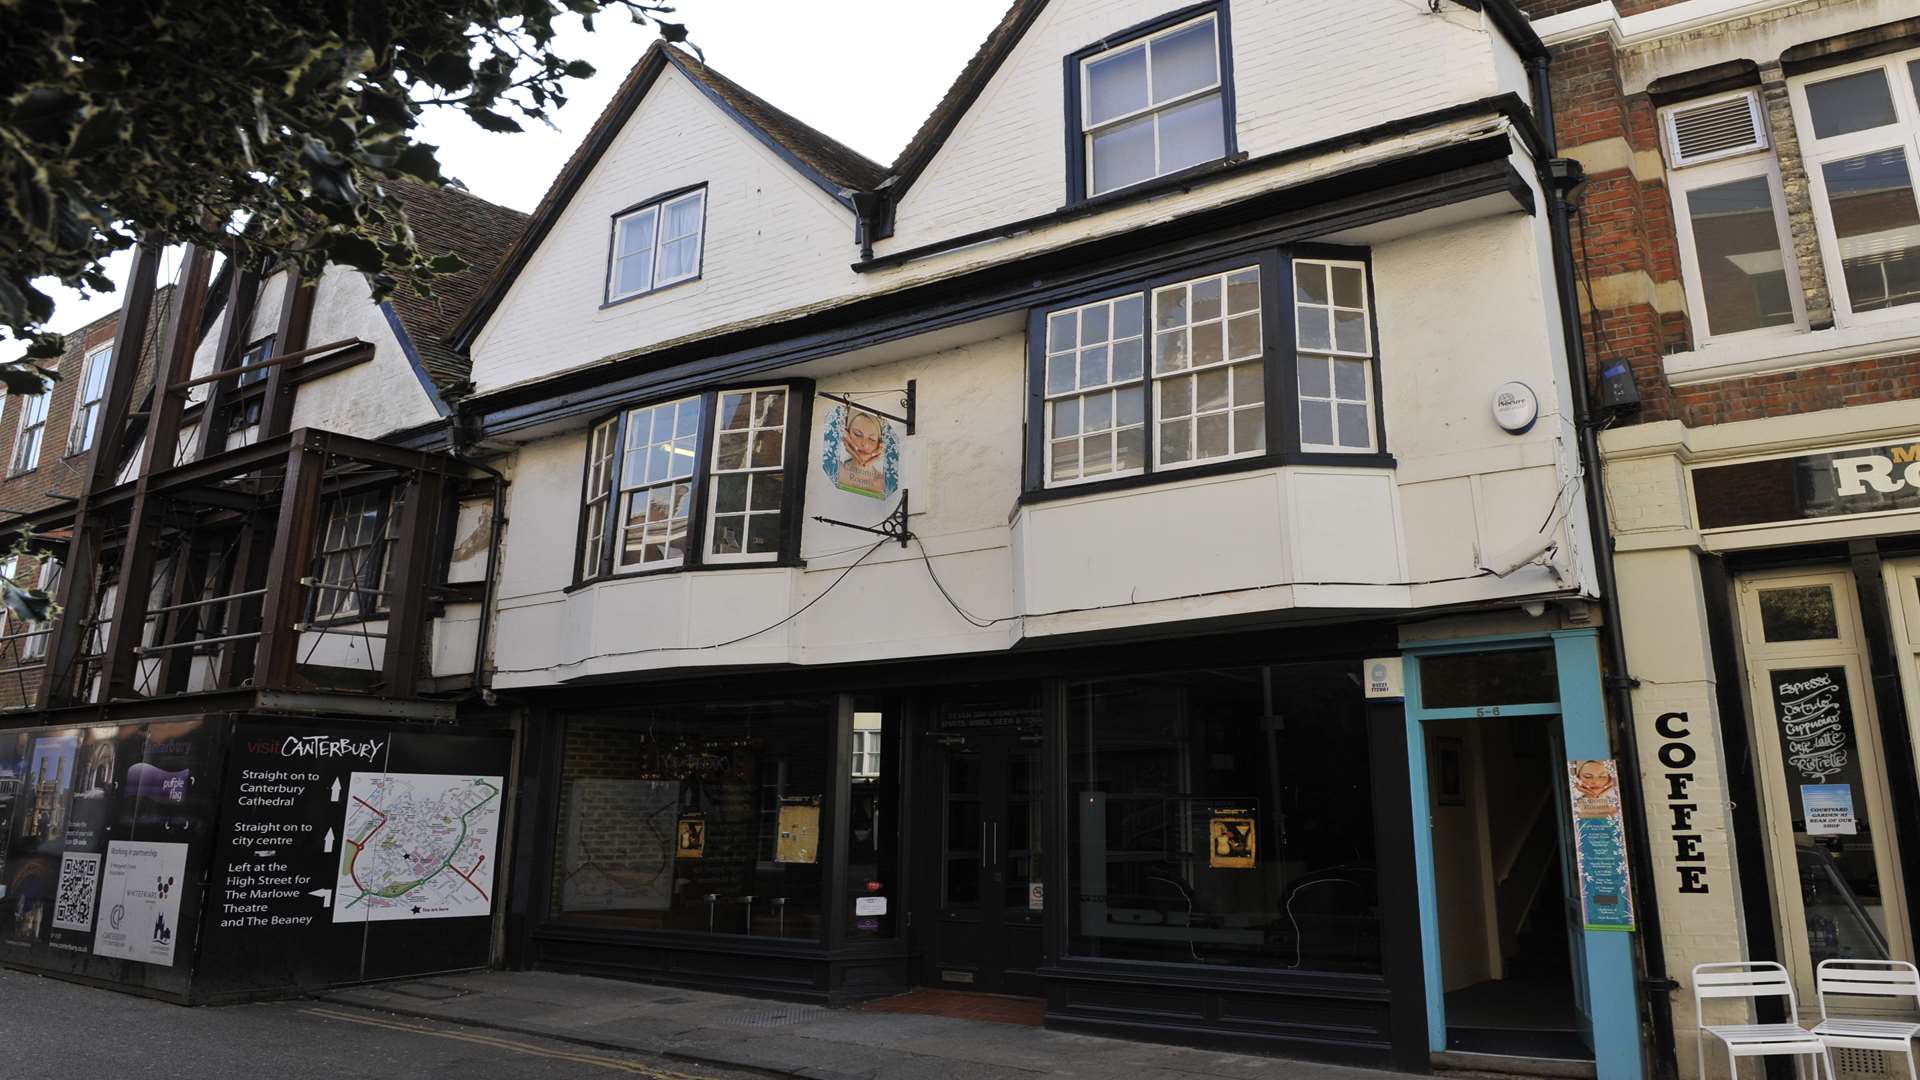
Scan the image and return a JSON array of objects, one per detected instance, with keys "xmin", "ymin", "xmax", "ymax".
[{"xmin": 1529, "ymin": 54, "xmax": 1681, "ymax": 1080}]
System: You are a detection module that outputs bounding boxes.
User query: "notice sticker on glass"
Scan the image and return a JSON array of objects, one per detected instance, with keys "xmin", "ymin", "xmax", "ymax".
[
  {"xmin": 855, "ymin": 896, "xmax": 887, "ymax": 916},
  {"xmin": 1208, "ymin": 811, "xmax": 1256, "ymax": 869},
  {"xmin": 675, "ymin": 812, "xmax": 706, "ymax": 859},
  {"xmin": 1568, "ymin": 759, "xmax": 1635, "ymax": 932},
  {"xmin": 1802, "ymin": 784, "xmax": 1857, "ymax": 835}
]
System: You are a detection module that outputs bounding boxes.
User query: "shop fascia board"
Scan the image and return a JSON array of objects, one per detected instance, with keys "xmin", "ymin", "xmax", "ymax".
[
  {"xmin": 1665, "ymin": 316, "xmax": 1920, "ymax": 387},
  {"xmin": 1600, "ymin": 398, "xmax": 1920, "ymax": 467},
  {"xmin": 1532, "ymin": 0, "xmax": 1809, "ymax": 49}
]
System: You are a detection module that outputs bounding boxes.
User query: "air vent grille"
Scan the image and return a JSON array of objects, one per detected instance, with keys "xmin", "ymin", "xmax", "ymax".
[{"xmin": 1667, "ymin": 92, "xmax": 1767, "ymax": 167}]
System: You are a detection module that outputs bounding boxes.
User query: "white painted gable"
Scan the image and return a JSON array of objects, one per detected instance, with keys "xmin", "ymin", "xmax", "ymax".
[
  {"xmin": 886, "ymin": 0, "xmax": 1525, "ymax": 253},
  {"xmin": 469, "ymin": 63, "xmax": 867, "ymax": 394}
]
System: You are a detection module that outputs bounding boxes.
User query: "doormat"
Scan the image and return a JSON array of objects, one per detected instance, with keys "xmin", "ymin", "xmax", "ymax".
[{"xmin": 857, "ymin": 988, "xmax": 1044, "ymax": 1027}]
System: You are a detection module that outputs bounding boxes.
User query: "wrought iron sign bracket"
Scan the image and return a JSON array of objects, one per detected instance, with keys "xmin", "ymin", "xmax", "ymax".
[
  {"xmin": 816, "ymin": 379, "xmax": 915, "ymax": 435},
  {"xmin": 813, "ymin": 490, "xmax": 912, "ymax": 548}
]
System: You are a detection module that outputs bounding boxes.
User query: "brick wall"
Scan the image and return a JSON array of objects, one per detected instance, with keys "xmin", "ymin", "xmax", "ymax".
[
  {"xmin": 0, "ymin": 291, "xmax": 170, "ymax": 710},
  {"xmin": 1538, "ymin": 5, "xmax": 1920, "ymax": 430}
]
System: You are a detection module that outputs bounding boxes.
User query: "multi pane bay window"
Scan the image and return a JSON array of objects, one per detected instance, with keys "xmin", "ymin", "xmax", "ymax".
[
  {"xmin": 1034, "ymin": 250, "xmax": 1382, "ymax": 490},
  {"xmin": 577, "ymin": 384, "xmax": 807, "ymax": 581}
]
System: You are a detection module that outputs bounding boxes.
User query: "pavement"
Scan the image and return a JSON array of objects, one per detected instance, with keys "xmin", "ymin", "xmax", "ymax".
[
  {"xmin": 317, "ymin": 969, "xmax": 1434, "ymax": 1080},
  {"xmin": 0, "ymin": 967, "xmax": 759, "ymax": 1080}
]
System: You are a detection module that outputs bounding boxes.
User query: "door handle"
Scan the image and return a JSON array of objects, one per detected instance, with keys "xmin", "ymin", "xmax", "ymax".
[
  {"xmin": 981, "ymin": 821, "xmax": 988, "ymax": 867},
  {"xmin": 990, "ymin": 821, "xmax": 998, "ymax": 867}
]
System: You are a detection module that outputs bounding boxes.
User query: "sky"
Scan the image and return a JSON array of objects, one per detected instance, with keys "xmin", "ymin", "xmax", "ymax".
[{"xmin": 9, "ymin": 0, "xmax": 1010, "ymax": 359}]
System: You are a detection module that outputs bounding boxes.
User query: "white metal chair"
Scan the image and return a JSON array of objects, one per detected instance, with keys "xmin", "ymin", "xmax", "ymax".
[
  {"xmin": 1694, "ymin": 961, "xmax": 1832, "ymax": 1080},
  {"xmin": 1813, "ymin": 959, "xmax": 1920, "ymax": 1080}
]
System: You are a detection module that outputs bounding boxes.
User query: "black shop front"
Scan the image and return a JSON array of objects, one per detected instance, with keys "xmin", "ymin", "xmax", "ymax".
[{"xmin": 511, "ymin": 626, "xmax": 1429, "ymax": 1071}]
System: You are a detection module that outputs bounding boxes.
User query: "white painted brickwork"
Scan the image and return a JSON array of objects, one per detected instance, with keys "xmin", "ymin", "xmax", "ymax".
[
  {"xmin": 485, "ymin": 210, "xmax": 1587, "ymax": 684},
  {"xmin": 464, "ymin": 1, "xmax": 1535, "ymax": 395},
  {"xmin": 469, "ymin": 66, "xmax": 863, "ymax": 393},
  {"xmin": 886, "ymin": 0, "xmax": 1514, "ymax": 252}
]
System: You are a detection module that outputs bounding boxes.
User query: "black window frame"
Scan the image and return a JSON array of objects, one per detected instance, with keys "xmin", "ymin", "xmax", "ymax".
[
  {"xmin": 305, "ymin": 481, "xmax": 401, "ymax": 625},
  {"xmin": 572, "ymin": 377, "xmax": 814, "ymax": 587},
  {"xmin": 1062, "ymin": 0, "xmax": 1240, "ymax": 206},
  {"xmin": 1022, "ymin": 243, "xmax": 1391, "ymax": 502},
  {"xmin": 602, "ymin": 183, "xmax": 710, "ymax": 309}
]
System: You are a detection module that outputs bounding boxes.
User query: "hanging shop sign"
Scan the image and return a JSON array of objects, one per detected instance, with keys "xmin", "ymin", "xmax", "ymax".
[
  {"xmin": 821, "ymin": 401, "xmax": 901, "ymax": 500},
  {"xmin": 1568, "ymin": 759, "xmax": 1636, "ymax": 931},
  {"xmin": 1692, "ymin": 439, "xmax": 1920, "ymax": 530}
]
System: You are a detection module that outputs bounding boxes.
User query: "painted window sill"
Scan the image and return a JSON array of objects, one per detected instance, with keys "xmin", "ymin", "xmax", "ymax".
[{"xmin": 1663, "ymin": 315, "xmax": 1920, "ymax": 387}]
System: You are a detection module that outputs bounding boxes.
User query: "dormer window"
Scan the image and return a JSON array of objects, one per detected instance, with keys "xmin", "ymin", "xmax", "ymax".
[
  {"xmin": 1071, "ymin": 9, "xmax": 1234, "ymax": 200},
  {"xmin": 607, "ymin": 185, "xmax": 707, "ymax": 304}
]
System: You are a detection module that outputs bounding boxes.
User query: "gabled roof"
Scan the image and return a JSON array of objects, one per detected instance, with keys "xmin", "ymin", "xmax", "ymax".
[
  {"xmin": 450, "ymin": 42, "xmax": 884, "ymax": 350},
  {"xmin": 885, "ymin": 0, "xmax": 1546, "ymax": 202},
  {"xmin": 382, "ymin": 178, "xmax": 529, "ymax": 396},
  {"xmin": 887, "ymin": 0, "xmax": 1047, "ymax": 200}
]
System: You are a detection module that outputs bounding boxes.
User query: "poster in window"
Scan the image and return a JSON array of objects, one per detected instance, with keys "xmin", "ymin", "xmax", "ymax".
[
  {"xmin": 675, "ymin": 812, "xmax": 705, "ymax": 859},
  {"xmin": 775, "ymin": 796, "xmax": 821, "ymax": 865},
  {"xmin": 1567, "ymin": 759, "xmax": 1635, "ymax": 931},
  {"xmin": 820, "ymin": 402, "xmax": 899, "ymax": 500},
  {"xmin": 1208, "ymin": 809, "xmax": 1257, "ymax": 870}
]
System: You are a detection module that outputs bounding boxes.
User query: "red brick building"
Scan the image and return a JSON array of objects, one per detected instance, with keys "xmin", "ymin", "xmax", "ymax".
[
  {"xmin": 1522, "ymin": 3, "xmax": 1920, "ymax": 1077},
  {"xmin": 0, "ymin": 290, "xmax": 172, "ymax": 705}
]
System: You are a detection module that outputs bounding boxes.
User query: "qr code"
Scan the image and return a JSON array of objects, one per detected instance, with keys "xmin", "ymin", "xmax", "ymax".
[{"xmin": 53, "ymin": 852, "xmax": 102, "ymax": 932}]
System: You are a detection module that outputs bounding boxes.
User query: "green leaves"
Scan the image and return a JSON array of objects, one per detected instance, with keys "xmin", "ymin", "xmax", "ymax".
[{"xmin": 0, "ymin": 0, "xmax": 692, "ymax": 364}]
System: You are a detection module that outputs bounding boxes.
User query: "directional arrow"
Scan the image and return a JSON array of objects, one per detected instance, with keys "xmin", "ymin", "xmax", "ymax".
[
  {"xmin": 330, "ymin": 777, "xmax": 341, "ymax": 803},
  {"xmin": 308, "ymin": 888, "xmax": 333, "ymax": 909},
  {"xmin": 323, "ymin": 829, "xmax": 334, "ymax": 854}
]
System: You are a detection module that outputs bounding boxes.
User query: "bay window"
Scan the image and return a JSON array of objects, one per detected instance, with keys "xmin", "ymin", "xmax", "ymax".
[
  {"xmin": 1070, "ymin": 6, "xmax": 1234, "ymax": 201},
  {"xmin": 1031, "ymin": 248, "xmax": 1383, "ymax": 493},
  {"xmin": 1293, "ymin": 259, "xmax": 1378, "ymax": 452},
  {"xmin": 1793, "ymin": 51, "xmax": 1920, "ymax": 319},
  {"xmin": 576, "ymin": 383, "xmax": 808, "ymax": 582}
]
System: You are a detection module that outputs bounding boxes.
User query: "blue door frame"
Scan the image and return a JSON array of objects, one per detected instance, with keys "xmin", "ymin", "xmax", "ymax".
[{"xmin": 1402, "ymin": 629, "xmax": 1643, "ymax": 1080}]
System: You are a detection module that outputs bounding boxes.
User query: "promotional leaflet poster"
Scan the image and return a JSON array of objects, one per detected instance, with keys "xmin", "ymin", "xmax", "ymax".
[{"xmin": 0, "ymin": 717, "xmax": 221, "ymax": 993}]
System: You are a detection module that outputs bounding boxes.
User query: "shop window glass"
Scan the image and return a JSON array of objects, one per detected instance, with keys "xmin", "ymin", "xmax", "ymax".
[
  {"xmin": 1762, "ymin": 666, "xmax": 1889, "ymax": 964},
  {"xmin": 846, "ymin": 699, "xmax": 899, "ymax": 940},
  {"xmin": 552, "ymin": 700, "xmax": 832, "ymax": 939},
  {"xmin": 1066, "ymin": 662, "xmax": 1380, "ymax": 972},
  {"xmin": 1417, "ymin": 648, "xmax": 1559, "ymax": 709},
  {"xmin": 1759, "ymin": 584, "xmax": 1840, "ymax": 642}
]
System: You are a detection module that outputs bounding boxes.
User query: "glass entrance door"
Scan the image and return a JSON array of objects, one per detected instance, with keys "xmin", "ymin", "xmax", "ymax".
[
  {"xmin": 1735, "ymin": 569, "xmax": 1911, "ymax": 1001},
  {"xmin": 932, "ymin": 732, "xmax": 1043, "ymax": 994}
]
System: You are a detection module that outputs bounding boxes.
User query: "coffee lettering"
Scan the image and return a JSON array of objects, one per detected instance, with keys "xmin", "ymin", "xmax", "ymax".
[{"xmin": 1655, "ymin": 712, "xmax": 1708, "ymax": 894}]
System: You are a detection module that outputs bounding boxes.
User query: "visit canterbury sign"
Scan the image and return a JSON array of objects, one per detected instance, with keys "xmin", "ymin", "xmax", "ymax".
[{"xmin": 1692, "ymin": 438, "xmax": 1920, "ymax": 530}]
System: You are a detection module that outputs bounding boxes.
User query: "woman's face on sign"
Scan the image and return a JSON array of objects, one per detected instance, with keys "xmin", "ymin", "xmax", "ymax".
[{"xmin": 1576, "ymin": 761, "xmax": 1613, "ymax": 799}]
